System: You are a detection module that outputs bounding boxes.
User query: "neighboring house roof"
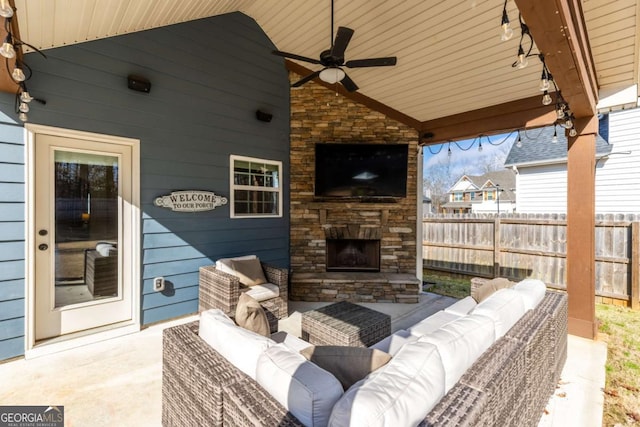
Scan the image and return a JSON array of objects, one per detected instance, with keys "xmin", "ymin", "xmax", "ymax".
[
  {"xmin": 504, "ymin": 115, "xmax": 612, "ymax": 167},
  {"xmin": 447, "ymin": 169, "xmax": 517, "ymax": 202},
  {"xmin": 442, "ymin": 201, "xmax": 472, "ymax": 209}
]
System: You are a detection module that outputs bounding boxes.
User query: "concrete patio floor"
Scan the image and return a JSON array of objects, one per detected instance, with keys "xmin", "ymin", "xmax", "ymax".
[{"xmin": 0, "ymin": 293, "xmax": 607, "ymax": 427}]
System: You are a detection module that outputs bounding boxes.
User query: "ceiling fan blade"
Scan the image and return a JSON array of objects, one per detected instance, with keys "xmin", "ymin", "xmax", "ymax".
[
  {"xmin": 345, "ymin": 57, "xmax": 397, "ymax": 68},
  {"xmin": 272, "ymin": 50, "xmax": 322, "ymax": 65},
  {"xmin": 331, "ymin": 27, "xmax": 354, "ymax": 59},
  {"xmin": 340, "ymin": 73, "xmax": 359, "ymax": 92},
  {"xmin": 291, "ymin": 70, "xmax": 322, "ymax": 87}
]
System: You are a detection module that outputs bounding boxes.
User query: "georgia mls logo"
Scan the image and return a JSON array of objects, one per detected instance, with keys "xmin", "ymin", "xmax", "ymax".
[
  {"xmin": 154, "ymin": 190, "xmax": 228, "ymax": 212},
  {"xmin": 0, "ymin": 405, "xmax": 64, "ymax": 427}
]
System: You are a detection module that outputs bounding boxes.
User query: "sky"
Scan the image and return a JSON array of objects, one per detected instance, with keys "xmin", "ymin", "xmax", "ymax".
[{"xmin": 422, "ymin": 132, "xmax": 517, "ymax": 180}]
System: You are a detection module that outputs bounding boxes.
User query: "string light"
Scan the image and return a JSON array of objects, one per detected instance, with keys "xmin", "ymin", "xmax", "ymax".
[
  {"xmin": 551, "ymin": 126, "xmax": 558, "ymax": 143},
  {"xmin": 500, "ymin": 0, "xmax": 513, "ymax": 41}
]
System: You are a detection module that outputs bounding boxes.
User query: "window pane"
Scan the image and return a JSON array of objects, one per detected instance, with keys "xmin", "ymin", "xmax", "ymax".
[{"xmin": 233, "ymin": 189, "xmax": 279, "ymax": 215}]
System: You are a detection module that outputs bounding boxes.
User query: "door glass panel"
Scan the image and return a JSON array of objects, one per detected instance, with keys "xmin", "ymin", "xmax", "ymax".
[{"xmin": 54, "ymin": 150, "xmax": 119, "ymax": 308}]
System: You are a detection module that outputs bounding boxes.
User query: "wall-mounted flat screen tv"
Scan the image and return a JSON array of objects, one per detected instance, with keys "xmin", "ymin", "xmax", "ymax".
[{"xmin": 315, "ymin": 143, "xmax": 408, "ymax": 198}]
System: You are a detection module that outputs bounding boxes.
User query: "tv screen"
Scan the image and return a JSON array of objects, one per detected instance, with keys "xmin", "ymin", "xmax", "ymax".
[{"xmin": 315, "ymin": 143, "xmax": 408, "ymax": 198}]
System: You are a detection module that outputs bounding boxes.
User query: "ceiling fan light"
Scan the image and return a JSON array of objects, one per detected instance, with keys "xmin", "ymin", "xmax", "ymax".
[
  {"xmin": 0, "ymin": 41, "xmax": 15, "ymax": 59},
  {"xmin": 319, "ymin": 67, "xmax": 345, "ymax": 84}
]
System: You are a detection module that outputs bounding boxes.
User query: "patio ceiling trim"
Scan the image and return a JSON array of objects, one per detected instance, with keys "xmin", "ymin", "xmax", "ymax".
[{"xmin": 516, "ymin": 0, "xmax": 598, "ymax": 118}]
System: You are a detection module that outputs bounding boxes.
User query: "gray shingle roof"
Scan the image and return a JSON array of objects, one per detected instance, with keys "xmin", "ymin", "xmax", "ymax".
[{"xmin": 504, "ymin": 118, "xmax": 611, "ymax": 167}]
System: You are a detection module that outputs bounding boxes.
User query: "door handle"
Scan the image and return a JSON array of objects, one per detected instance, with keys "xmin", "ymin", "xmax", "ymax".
[{"xmin": 38, "ymin": 243, "xmax": 48, "ymax": 251}]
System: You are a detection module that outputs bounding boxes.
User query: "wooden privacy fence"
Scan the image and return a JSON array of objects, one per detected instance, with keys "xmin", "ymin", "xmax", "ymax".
[{"xmin": 422, "ymin": 213, "xmax": 640, "ymax": 308}]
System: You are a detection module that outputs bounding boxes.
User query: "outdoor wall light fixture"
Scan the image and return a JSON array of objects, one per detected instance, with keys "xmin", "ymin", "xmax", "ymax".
[{"xmin": 0, "ymin": 12, "xmax": 46, "ymax": 123}]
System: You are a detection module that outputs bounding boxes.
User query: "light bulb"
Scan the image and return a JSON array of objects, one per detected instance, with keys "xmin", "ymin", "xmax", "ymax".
[
  {"xmin": 319, "ymin": 67, "xmax": 345, "ymax": 84},
  {"xmin": 20, "ymin": 91, "xmax": 33, "ymax": 103},
  {"xmin": 516, "ymin": 139, "xmax": 522, "ymax": 148},
  {"xmin": 539, "ymin": 77, "xmax": 550, "ymax": 91},
  {"xmin": 0, "ymin": 41, "xmax": 15, "ymax": 59},
  {"xmin": 478, "ymin": 143, "xmax": 483, "ymax": 152},
  {"xmin": 500, "ymin": 24, "xmax": 513, "ymax": 41},
  {"xmin": 18, "ymin": 102, "xmax": 29, "ymax": 113},
  {"xmin": 556, "ymin": 107, "xmax": 565, "ymax": 120},
  {"xmin": 542, "ymin": 91, "xmax": 552, "ymax": 106},
  {"xmin": 564, "ymin": 118, "xmax": 573, "ymax": 129},
  {"xmin": 551, "ymin": 128, "xmax": 558, "ymax": 143},
  {"xmin": 569, "ymin": 127, "xmax": 577, "ymax": 137},
  {"xmin": 18, "ymin": 112, "xmax": 27, "ymax": 122},
  {"xmin": 515, "ymin": 54, "xmax": 527, "ymax": 69},
  {"xmin": 0, "ymin": 0, "xmax": 13, "ymax": 18},
  {"xmin": 11, "ymin": 66, "xmax": 25, "ymax": 82},
  {"xmin": 447, "ymin": 147, "xmax": 452, "ymax": 157}
]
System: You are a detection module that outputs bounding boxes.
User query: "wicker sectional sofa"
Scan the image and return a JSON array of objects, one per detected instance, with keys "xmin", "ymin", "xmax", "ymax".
[{"xmin": 162, "ymin": 284, "xmax": 567, "ymax": 427}]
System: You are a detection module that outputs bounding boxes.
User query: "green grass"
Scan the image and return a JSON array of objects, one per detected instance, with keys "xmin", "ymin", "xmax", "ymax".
[
  {"xmin": 422, "ymin": 271, "xmax": 640, "ymax": 425},
  {"xmin": 597, "ymin": 304, "xmax": 640, "ymax": 426}
]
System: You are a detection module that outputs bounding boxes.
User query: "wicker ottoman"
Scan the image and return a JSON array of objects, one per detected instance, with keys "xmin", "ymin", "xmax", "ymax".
[{"xmin": 301, "ymin": 301, "xmax": 391, "ymax": 347}]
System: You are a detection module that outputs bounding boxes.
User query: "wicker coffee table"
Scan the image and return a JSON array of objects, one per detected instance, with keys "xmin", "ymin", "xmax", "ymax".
[{"xmin": 301, "ymin": 301, "xmax": 391, "ymax": 347}]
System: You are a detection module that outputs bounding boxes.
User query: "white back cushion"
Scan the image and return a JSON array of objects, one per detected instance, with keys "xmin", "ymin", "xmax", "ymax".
[
  {"xmin": 407, "ymin": 310, "xmax": 461, "ymax": 337},
  {"xmin": 471, "ymin": 288, "xmax": 526, "ymax": 338},
  {"xmin": 215, "ymin": 254, "xmax": 258, "ymax": 275},
  {"xmin": 256, "ymin": 343, "xmax": 343, "ymax": 427},
  {"xmin": 418, "ymin": 314, "xmax": 495, "ymax": 392},
  {"xmin": 444, "ymin": 295, "xmax": 478, "ymax": 316},
  {"xmin": 368, "ymin": 329, "xmax": 417, "ymax": 356},
  {"xmin": 198, "ymin": 309, "xmax": 274, "ymax": 380},
  {"xmin": 513, "ymin": 279, "xmax": 546, "ymax": 310},
  {"xmin": 328, "ymin": 340, "xmax": 445, "ymax": 427}
]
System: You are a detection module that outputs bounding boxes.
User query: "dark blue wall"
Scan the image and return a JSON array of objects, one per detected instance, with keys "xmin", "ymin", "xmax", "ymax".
[{"xmin": 0, "ymin": 11, "xmax": 290, "ymax": 358}]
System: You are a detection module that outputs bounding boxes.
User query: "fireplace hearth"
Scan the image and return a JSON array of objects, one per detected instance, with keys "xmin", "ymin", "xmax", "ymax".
[{"xmin": 326, "ymin": 239, "xmax": 380, "ymax": 272}]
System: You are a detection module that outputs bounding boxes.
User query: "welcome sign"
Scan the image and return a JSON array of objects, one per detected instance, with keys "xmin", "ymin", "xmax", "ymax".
[{"xmin": 154, "ymin": 190, "xmax": 228, "ymax": 212}]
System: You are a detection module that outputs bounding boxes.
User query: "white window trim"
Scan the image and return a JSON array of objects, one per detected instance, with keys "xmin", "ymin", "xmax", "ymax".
[{"xmin": 229, "ymin": 154, "xmax": 283, "ymax": 218}]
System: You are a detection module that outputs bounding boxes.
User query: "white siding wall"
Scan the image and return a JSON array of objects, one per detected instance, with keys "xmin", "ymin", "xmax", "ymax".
[
  {"xmin": 594, "ymin": 108, "xmax": 640, "ymax": 213},
  {"xmin": 516, "ymin": 164, "xmax": 568, "ymax": 213},
  {"xmin": 516, "ymin": 108, "xmax": 640, "ymax": 214}
]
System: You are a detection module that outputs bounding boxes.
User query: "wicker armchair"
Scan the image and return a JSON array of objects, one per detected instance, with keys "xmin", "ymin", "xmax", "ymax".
[{"xmin": 199, "ymin": 262, "xmax": 288, "ymax": 333}]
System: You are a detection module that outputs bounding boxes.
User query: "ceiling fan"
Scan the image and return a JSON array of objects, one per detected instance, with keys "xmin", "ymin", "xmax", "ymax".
[{"xmin": 271, "ymin": 0, "xmax": 397, "ymax": 92}]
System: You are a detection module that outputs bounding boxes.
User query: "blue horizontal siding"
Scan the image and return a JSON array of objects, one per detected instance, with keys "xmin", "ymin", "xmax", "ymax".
[
  {"xmin": 0, "ymin": 279, "xmax": 24, "ymax": 300},
  {"xmin": 0, "ymin": 163, "xmax": 23, "ymax": 182},
  {"xmin": 142, "ymin": 272, "xmax": 199, "ymax": 294},
  {"xmin": 142, "ymin": 285, "xmax": 199, "ymax": 311},
  {"xmin": 0, "ymin": 143, "xmax": 24, "ymax": 163},
  {"xmin": 141, "ymin": 300, "xmax": 198, "ymax": 325},
  {"xmin": 0, "ymin": 317, "xmax": 23, "ymax": 341},
  {"xmin": 0, "ymin": 336, "xmax": 23, "ymax": 360},
  {"xmin": 142, "ymin": 258, "xmax": 213, "ymax": 279},
  {"xmin": 0, "ymin": 241, "xmax": 24, "ymax": 259},
  {"xmin": 0, "ymin": 299, "xmax": 24, "ymax": 321},
  {"xmin": 0, "ymin": 222, "xmax": 24, "ymax": 241},
  {"xmin": 0, "ymin": 183, "xmax": 24, "ymax": 202},
  {"xmin": 0, "ymin": 260, "xmax": 24, "ymax": 281},
  {"xmin": 0, "ymin": 203, "xmax": 24, "ymax": 221}
]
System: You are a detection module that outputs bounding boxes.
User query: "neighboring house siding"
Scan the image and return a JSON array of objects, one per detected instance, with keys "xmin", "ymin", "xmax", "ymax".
[
  {"xmin": 0, "ymin": 120, "xmax": 25, "ymax": 360},
  {"xmin": 594, "ymin": 108, "xmax": 640, "ymax": 213},
  {"xmin": 0, "ymin": 11, "xmax": 290, "ymax": 340},
  {"xmin": 516, "ymin": 164, "xmax": 568, "ymax": 213},
  {"xmin": 515, "ymin": 108, "xmax": 640, "ymax": 214}
]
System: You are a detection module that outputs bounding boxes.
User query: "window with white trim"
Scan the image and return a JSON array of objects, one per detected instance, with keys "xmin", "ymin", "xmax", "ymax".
[{"xmin": 230, "ymin": 155, "xmax": 282, "ymax": 218}]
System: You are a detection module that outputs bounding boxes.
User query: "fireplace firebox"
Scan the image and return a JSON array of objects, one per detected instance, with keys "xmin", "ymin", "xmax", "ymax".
[{"xmin": 326, "ymin": 239, "xmax": 380, "ymax": 272}]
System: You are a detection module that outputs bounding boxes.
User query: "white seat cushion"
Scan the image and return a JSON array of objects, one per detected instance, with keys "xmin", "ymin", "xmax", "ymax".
[
  {"xmin": 270, "ymin": 331, "xmax": 313, "ymax": 353},
  {"xmin": 256, "ymin": 343, "xmax": 343, "ymax": 427},
  {"xmin": 407, "ymin": 310, "xmax": 461, "ymax": 337},
  {"xmin": 418, "ymin": 314, "xmax": 495, "ymax": 392},
  {"xmin": 368, "ymin": 329, "xmax": 417, "ymax": 356},
  {"xmin": 513, "ymin": 279, "xmax": 546, "ymax": 310},
  {"xmin": 198, "ymin": 309, "xmax": 274, "ymax": 380},
  {"xmin": 245, "ymin": 282, "xmax": 279, "ymax": 301},
  {"xmin": 471, "ymin": 288, "xmax": 526, "ymax": 338},
  {"xmin": 444, "ymin": 295, "xmax": 478, "ymax": 316},
  {"xmin": 215, "ymin": 254, "xmax": 258, "ymax": 275},
  {"xmin": 328, "ymin": 340, "xmax": 445, "ymax": 427}
]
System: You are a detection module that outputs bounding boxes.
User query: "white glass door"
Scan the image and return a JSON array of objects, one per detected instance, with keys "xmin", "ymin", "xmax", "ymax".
[{"xmin": 34, "ymin": 133, "xmax": 134, "ymax": 340}]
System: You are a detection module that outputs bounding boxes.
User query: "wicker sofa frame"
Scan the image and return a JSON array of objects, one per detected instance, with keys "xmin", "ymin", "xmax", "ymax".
[
  {"xmin": 198, "ymin": 263, "xmax": 288, "ymax": 333},
  {"xmin": 162, "ymin": 291, "xmax": 567, "ymax": 427}
]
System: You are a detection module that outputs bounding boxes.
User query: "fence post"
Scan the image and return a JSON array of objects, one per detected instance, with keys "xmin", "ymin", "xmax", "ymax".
[
  {"xmin": 493, "ymin": 217, "xmax": 501, "ymax": 277},
  {"xmin": 632, "ymin": 222, "xmax": 639, "ymax": 310}
]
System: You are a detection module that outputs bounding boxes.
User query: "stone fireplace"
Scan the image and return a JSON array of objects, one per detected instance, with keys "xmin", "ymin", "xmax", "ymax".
[{"xmin": 288, "ymin": 72, "xmax": 421, "ymax": 303}]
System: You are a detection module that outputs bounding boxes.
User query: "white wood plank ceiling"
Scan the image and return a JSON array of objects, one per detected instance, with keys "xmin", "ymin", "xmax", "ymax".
[{"xmin": 12, "ymin": 0, "xmax": 640, "ymax": 122}]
